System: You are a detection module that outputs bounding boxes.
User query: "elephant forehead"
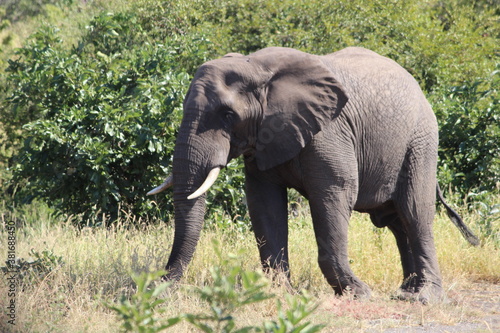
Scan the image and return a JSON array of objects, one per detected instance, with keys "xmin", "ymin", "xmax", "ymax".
[
  {"xmin": 198, "ymin": 59, "xmax": 263, "ymax": 88},
  {"xmin": 188, "ymin": 65, "xmax": 262, "ymax": 111},
  {"xmin": 186, "ymin": 81, "xmax": 235, "ymax": 109}
]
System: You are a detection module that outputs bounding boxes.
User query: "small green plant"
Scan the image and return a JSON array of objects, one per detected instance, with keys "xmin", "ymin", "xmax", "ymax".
[
  {"xmin": 185, "ymin": 244, "xmax": 324, "ymax": 332},
  {"xmin": 468, "ymin": 191, "xmax": 500, "ymax": 247},
  {"xmin": 106, "ymin": 270, "xmax": 181, "ymax": 333},
  {"xmin": 263, "ymin": 292, "xmax": 324, "ymax": 333},
  {"xmin": 1, "ymin": 249, "xmax": 64, "ymax": 285},
  {"xmin": 182, "ymin": 244, "xmax": 272, "ymax": 332}
]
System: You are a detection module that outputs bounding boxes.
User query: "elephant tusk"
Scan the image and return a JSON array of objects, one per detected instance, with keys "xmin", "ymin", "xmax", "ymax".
[
  {"xmin": 187, "ymin": 167, "xmax": 221, "ymax": 200},
  {"xmin": 147, "ymin": 174, "xmax": 174, "ymax": 196}
]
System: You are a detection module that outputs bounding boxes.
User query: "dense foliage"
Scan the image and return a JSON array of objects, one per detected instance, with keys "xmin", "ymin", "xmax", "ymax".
[
  {"xmin": 5, "ymin": 18, "xmax": 188, "ymax": 221},
  {"xmin": 436, "ymin": 73, "xmax": 499, "ymax": 196},
  {"xmin": 0, "ymin": 0, "xmax": 498, "ymax": 223}
]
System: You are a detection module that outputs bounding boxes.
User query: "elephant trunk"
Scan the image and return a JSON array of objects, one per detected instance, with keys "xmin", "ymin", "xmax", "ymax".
[
  {"xmin": 164, "ymin": 193, "xmax": 206, "ymax": 280},
  {"xmin": 164, "ymin": 113, "xmax": 229, "ymax": 280}
]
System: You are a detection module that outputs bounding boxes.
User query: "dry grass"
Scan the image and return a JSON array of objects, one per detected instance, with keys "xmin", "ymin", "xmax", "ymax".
[{"xmin": 0, "ymin": 202, "xmax": 499, "ymax": 332}]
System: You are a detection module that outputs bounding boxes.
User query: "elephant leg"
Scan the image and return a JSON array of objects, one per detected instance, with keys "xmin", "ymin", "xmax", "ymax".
[
  {"xmin": 245, "ymin": 168, "xmax": 290, "ymax": 277},
  {"xmin": 300, "ymin": 133, "xmax": 370, "ymax": 298},
  {"xmin": 395, "ymin": 207, "xmax": 442, "ymax": 303},
  {"xmin": 387, "ymin": 222, "xmax": 417, "ymax": 289},
  {"xmin": 369, "ymin": 210, "xmax": 416, "ymax": 288},
  {"xmin": 395, "ymin": 150, "xmax": 443, "ymax": 303},
  {"xmin": 309, "ymin": 192, "xmax": 371, "ymax": 299}
]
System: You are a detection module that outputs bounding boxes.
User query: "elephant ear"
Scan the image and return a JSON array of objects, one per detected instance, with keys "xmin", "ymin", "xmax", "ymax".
[{"xmin": 254, "ymin": 52, "xmax": 348, "ymax": 170}]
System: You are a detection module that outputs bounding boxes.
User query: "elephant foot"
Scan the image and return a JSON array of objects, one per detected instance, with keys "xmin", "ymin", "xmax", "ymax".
[
  {"xmin": 393, "ymin": 286, "xmax": 444, "ymax": 304},
  {"xmin": 332, "ymin": 278, "xmax": 372, "ymax": 300},
  {"xmin": 162, "ymin": 270, "xmax": 182, "ymax": 282},
  {"xmin": 393, "ymin": 275, "xmax": 444, "ymax": 304}
]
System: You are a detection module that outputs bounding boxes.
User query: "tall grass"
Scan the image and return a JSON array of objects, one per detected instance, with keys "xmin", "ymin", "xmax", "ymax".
[{"xmin": 0, "ymin": 201, "xmax": 499, "ymax": 332}]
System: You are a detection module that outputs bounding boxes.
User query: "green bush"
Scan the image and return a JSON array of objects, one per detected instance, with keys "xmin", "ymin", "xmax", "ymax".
[
  {"xmin": 436, "ymin": 70, "xmax": 500, "ymax": 197},
  {"xmin": 5, "ymin": 18, "xmax": 189, "ymax": 221},
  {"xmin": 3, "ymin": 11, "xmax": 246, "ymax": 222},
  {"xmin": 106, "ymin": 270, "xmax": 180, "ymax": 333}
]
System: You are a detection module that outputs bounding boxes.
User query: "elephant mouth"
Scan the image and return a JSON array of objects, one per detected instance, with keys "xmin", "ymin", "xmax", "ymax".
[{"xmin": 147, "ymin": 167, "xmax": 221, "ymax": 200}]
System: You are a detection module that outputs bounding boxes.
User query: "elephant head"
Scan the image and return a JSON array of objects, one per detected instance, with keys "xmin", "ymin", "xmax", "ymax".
[{"xmin": 148, "ymin": 47, "xmax": 348, "ymax": 280}]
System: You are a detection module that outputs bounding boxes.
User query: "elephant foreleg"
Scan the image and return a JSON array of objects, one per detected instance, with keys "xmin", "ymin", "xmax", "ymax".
[
  {"xmin": 309, "ymin": 190, "xmax": 372, "ymax": 299},
  {"xmin": 245, "ymin": 168, "xmax": 290, "ymax": 277}
]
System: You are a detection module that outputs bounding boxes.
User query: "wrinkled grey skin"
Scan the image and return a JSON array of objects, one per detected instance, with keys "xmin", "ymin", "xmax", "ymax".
[{"xmin": 158, "ymin": 47, "xmax": 478, "ymax": 303}]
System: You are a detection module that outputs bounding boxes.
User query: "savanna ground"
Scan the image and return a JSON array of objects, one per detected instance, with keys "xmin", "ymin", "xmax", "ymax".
[{"xmin": 1, "ymin": 201, "xmax": 499, "ymax": 332}]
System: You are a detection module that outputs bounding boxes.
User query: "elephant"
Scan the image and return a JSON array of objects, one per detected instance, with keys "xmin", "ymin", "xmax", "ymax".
[{"xmin": 147, "ymin": 46, "xmax": 479, "ymax": 303}]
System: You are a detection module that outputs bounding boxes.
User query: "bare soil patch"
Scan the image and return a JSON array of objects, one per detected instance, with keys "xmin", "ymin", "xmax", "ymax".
[{"xmin": 316, "ymin": 282, "xmax": 500, "ymax": 332}]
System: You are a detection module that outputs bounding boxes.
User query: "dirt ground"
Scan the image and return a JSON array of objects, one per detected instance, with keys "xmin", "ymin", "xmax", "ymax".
[
  {"xmin": 319, "ymin": 282, "xmax": 500, "ymax": 332},
  {"xmin": 381, "ymin": 283, "xmax": 500, "ymax": 333}
]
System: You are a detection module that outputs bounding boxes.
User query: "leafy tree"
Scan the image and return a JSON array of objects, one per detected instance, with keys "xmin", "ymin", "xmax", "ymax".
[{"xmin": 4, "ymin": 11, "xmax": 246, "ymax": 223}]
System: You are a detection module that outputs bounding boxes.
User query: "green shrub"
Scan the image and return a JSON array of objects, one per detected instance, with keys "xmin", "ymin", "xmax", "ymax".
[
  {"xmin": 435, "ymin": 69, "xmax": 500, "ymax": 197},
  {"xmin": 106, "ymin": 270, "xmax": 180, "ymax": 333},
  {"xmin": 3, "ymin": 11, "xmax": 247, "ymax": 223},
  {"xmin": 5, "ymin": 19, "xmax": 189, "ymax": 221}
]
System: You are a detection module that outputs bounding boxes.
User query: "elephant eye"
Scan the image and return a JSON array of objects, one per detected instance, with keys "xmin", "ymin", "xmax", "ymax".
[{"xmin": 222, "ymin": 109, "xmax": 236, "ymax": 125}]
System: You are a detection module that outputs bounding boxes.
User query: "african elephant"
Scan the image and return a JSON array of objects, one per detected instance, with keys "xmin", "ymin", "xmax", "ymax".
[{"xmin": 148, "ymin": 47, "xmax": 478, "ymax": 303}]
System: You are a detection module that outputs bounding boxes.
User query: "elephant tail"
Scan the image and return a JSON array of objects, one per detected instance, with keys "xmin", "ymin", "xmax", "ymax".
[{"xmin": 437, "ymin": 184, "xmax": 480, "ymax": 246}]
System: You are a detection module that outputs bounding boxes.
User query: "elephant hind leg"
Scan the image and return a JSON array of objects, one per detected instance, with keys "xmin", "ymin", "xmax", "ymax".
[
  {"xmin": 393, "ymin": 206, "xmax": 443, "ymax": 303},
  {"xmin": 394, "ymin": 148, "xmax": 443, "ymax": 303},
  {"xmin": 369, "ymin": 208, "xmax": 416, "ymax": 289}
]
